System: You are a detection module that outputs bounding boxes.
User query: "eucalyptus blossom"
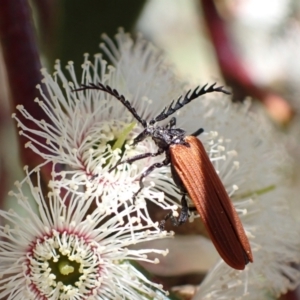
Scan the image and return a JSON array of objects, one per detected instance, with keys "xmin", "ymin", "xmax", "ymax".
[{"xmin": 0, "ymin": 170, "xmax": 170, "ymax": 300}]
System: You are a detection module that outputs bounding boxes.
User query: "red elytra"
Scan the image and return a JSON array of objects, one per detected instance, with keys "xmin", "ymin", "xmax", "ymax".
[{"xmin": 169, "ymin": 136, "xmax": 253, "ymax": 270}]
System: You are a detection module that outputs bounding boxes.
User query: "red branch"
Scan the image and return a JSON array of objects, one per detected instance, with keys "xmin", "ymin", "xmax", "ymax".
[
  {"xmin": 0, "ymin": 0, "xmax": 53, "ymax": 179},
  {"xmin": 201, "ymin": 0, "xmax": 293, "ymax": 125}
]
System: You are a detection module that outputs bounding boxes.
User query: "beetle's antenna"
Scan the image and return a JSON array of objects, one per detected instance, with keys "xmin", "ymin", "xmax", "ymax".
[
  {"xmin": 150, "ymin": 83, "xmax": 230, "ymax": 123},
  {"xmin": 75, "ymin": 82, "xmax": 147, "ymax": 128}
]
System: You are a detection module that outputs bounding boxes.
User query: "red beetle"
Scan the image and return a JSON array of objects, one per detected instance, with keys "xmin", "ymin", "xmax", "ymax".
[{"xmin": 75, "ymin": 82, "xmax": 253, "ymax": 269}]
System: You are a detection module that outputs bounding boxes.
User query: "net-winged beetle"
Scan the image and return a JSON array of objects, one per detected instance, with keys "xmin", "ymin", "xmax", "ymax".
[{"xmin": 75, "ymin": 82, "xmax": 253, "ymax": 270}]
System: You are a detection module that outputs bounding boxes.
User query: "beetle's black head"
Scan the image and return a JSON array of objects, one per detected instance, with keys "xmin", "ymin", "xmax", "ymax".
[
  {"xmin": 132, "ymin": 119, "xmax": 186, "ymax": 150},
  {"xmin": 151, "ymin": 125, "xmax": 186, "ymax": 149}
]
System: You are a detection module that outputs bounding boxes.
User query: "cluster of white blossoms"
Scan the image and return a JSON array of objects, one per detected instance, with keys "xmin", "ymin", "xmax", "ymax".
[
  {"xmin": 0, "ymin": 170, "xmax": 169, "ymax": 299},
  {"xmin": 2, "ymin": 29, "xmax": 300, "ymax": 299}
]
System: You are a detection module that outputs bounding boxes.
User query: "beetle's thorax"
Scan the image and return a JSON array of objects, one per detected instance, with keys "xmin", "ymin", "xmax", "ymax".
[{"xmin": 150, "ymin": 124, "xmax": 186, "ymax": 149}]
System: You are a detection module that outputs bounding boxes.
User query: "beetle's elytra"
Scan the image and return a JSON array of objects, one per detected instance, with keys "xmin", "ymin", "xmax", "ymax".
[
  {"xmin": 169, "ymin": 135, "xmax": 253, "ymax": 269},
  {"xmin": 75, "ymin": 82, "xmax": 253, "ymax": 269}
]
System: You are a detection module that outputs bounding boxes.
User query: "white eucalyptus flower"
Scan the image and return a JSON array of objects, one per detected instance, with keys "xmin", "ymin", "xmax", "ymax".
[
  {"xmin": 13, "ymin": 29, "xmax": 187, "ymax": 221},
  {"xmin": 0, "ymin": 170, "xmax": 170, "ymax": 300},
  {"xmin": 12, "ymin": 30, "xmax": 300, "ymax": 299}
]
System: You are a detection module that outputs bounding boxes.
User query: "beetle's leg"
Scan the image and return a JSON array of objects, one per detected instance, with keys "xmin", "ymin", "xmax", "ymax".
[
  {"xmin": 159, "ymin": 212, "xmax": 172, "ymax": 230},
  {"xmin": 178, "ymin": 193, "xmax": 189, "ymax": 224},
  {"xmin": 109, "ymin": 148, "xmax": 164, "ymax": 172},
  {"xmin": 159, "ymin": 193, "xmax": 189, "ymax": 230},
  {"xmin": 133, "ymin": 156, "xmax": 170, "ymax": 198},
  {"xmin": 191, "ymin": 127, "xmax": 204, "ymax": 137}
]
